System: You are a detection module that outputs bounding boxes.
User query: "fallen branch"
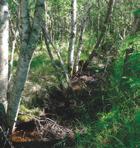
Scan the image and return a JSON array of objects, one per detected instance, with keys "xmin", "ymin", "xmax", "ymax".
[{"xmin": 11, "ymin": 115, "xmax": 74, "ymax": 143}]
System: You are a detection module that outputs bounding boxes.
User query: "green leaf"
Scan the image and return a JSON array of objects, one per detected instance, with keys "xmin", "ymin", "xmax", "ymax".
[{"xmin": 133, "ymin": 9, "xmax": 140, "ymax": 16}]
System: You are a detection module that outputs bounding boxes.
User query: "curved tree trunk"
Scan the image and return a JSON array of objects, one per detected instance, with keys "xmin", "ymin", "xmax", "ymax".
[{"xmin": 7, "ymin": 0, "xmax": 45, "ymax": 132}]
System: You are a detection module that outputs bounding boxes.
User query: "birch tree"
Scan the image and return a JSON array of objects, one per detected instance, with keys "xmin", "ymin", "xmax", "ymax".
[
  {"xmin": 73, "ymin": 3, "xmax": 92, "ymax": 73},
  {"xmin": 68, "ymin": 0, "xmax": 77, "ymax": 76},
  {"xmin": 0, "ymin": 0, "xmax": 9, "ymax": 129},
  {"xmin": 7, "ymin": 0, "xmax": 45, "ymax": 131}
]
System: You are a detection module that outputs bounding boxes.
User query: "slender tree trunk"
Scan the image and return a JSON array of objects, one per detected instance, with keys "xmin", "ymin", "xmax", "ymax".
[
  {"xmin": 7, "ymin": 0, "xmax": 30, "ymax": 131},
  {"xmin": 68, "ymin": 0, "xmax": 77, "ymax": 75},
  {"xmin": 0, "ymin": 0, "xmax": 9, "ymax": 128},
  {"xmin": 42, "ymin": 24, "xmax": 64, "ymax": 87},
  {"xmin": 73, "ymin": 22, "xmax": 85, "ymax": 73},
  {"xmin": 73, "ymin": 3, "xmax": 92, "ymax": 73},
  {"xmin": 7, "ymin": 0, "xmax": 45, "ymax": 132},
  {"xmin": 42, "ymin": 5, "xmax": 70, "ymax": 86},
  {"xmin": 42, "ymin": 24, "xmax": 70, "ymax": 85},
  {"xmin": 83, "ymin": 0, "xmax": 116, "ymax": 70}
]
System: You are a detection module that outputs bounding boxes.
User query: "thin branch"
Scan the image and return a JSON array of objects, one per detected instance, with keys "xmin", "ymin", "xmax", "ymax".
[
  {"xmin": 42, "ymin": 23, "xmax": 70, "ymax": 86},
  {"xmin": 83, "ymin": 0, "xmax": 116, "ymax": 70},
  {"xmin": 73, "ymin": 3, "xmax": 93, "ymax": 73}
]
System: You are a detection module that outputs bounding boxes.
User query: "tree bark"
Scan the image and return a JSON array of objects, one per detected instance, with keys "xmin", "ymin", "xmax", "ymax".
[
  {"xmin": 7, "ymin": 0, "xmax": 45, "ymax": 132},
  {"xmin": 73, "ymin": 3, "xmax": 92, "ymax": 73},
  {"xmin": 68, "ymin": 0, "xmax": 77, "ymax": 75},
  {"xmin": 0, "ymin": 0, "xmax": 9, "ymax": 128},
  {"xmin": 42, "ymin": 6, "xmax": 70, "ymax": 86},
  {"xmin": 74, "ymin": 25, "xmax": 85, "ymax": 73},
  {"xmin": 42, "ymin": 24, "xmax": 70, "ymax": 86},
  {"xmin": 42, "ymin": 24, "xmax": 64, "ymax": 86},
  {"xmin": 83, "ymin": 0, "xmax": 116, "ymax": 70}
]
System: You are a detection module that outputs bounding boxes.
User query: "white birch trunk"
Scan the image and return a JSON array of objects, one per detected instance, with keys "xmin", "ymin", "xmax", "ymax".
[
  {"xmin": 0, "ymin": 1, "xmax": 9, "ymax": 123},
  {"xmin": 73, "ymin": 3, "xmax": 92, "ymax": 73},
  {"xmin": 68, "ymin": 0, "xmax": 77, "ymax": 75},
  {"xmin": 7, "ymin": 0, "xmax": 45, "ymax": 131},
  {"xmin": 74, "ymin": 25, "xmax": 85, "ymax": 73}
]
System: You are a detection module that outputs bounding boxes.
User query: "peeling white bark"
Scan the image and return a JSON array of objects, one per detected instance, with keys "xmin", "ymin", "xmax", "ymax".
[{"xmin": 0, "ymin": 1, "xmax": 9, "ymax": 113}]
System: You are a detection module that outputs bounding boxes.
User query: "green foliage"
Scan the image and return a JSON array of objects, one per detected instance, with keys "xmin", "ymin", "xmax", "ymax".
[
  {"xmin": 133, "ymin": 9, "xmax": 140, "ymax": 16},
  {"xmin": 18, "ymin": 105, "xmax": 41, "ymax": 122},
  {"xmin": 13, "ymin": 0, "xmax": 140, "ymax": 147},
  {"xmin": 113, "ymin": 34, "xmax": 140, "ymax": 87},
  {"xmin": 30, "ymin": 51, "xmax": 57, "ymax": 84},
  {"xmin": 75, "ymin": 33, "xmax": 140, "ymax": 147},
  {"xmin": 76, "ymin": 104, "xmax": 140, "ymax": 147},
  {"xmin": 31, "ymin": 52, "xmax": 49, "ymax": 70}
]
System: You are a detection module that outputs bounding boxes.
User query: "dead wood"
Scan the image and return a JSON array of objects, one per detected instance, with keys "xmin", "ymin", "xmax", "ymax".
[{"xmin": 11, "ymin": 116, "xmax": 74, "ymax": 143}]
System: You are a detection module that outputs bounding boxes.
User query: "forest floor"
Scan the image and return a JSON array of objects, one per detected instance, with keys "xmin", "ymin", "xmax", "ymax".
[
  {"xmin": 7, "ymin": 67, "xmax": 110, "ymax": 148},
  {"xmin": 2, "ymin": 49, "xmax": 140, "ymax": 148}
]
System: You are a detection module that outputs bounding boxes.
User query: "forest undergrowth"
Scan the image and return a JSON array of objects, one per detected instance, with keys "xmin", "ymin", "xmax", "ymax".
[
  {"xmin": 15, "ymin": 34, "xmax": 140, "ymax": 148},
  {"xmin": 0, "ymin": 1, "xmax": 140, "ymax": 148}
]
